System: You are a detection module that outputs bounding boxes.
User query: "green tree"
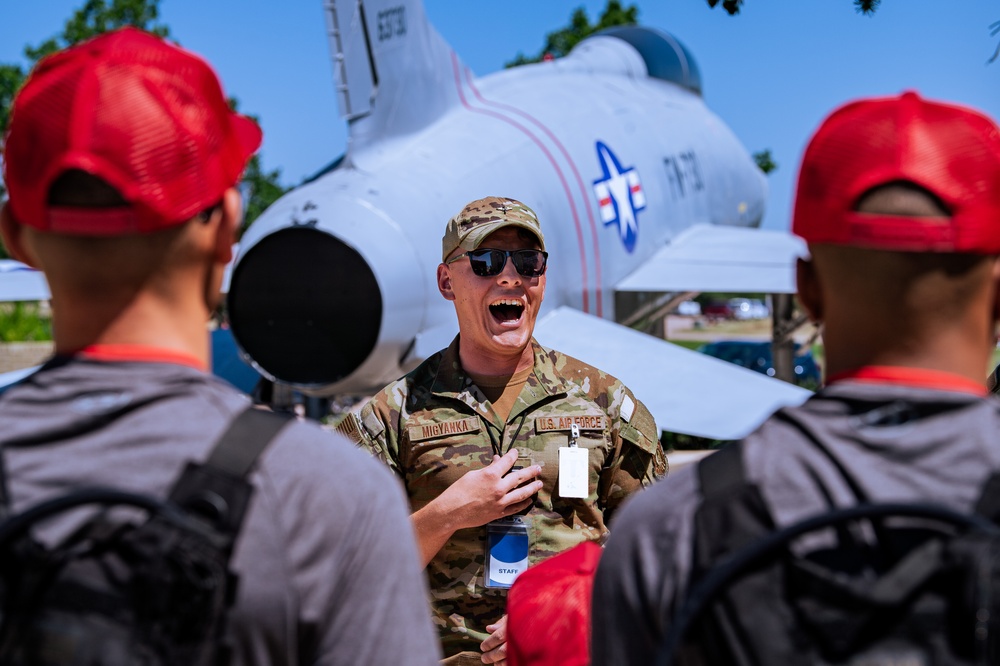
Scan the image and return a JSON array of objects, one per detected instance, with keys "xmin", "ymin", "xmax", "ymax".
[
  {"xmin": 506, "ymin": 0, "xmax": 640, "ymax": 68},
  {"xmin": 235, "ymin": 105, "xmax": 289, "ymax": 237},
  {"xmin": 752, "ymin": 149, "xmax": 777, "ymax": 174},
  {"xmin": 0, "ymin": 0, "xmax": 287, "ymax": 257}
]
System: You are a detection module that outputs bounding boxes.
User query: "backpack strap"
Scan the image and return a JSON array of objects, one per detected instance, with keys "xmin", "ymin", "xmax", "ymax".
[
  {"xmin": 973, "ymin": 473, "xmax": 1000, "ymax": 523},
  {"xmin": 203, "ymin": 408, "xmax": 293, "ymax": 478},
  {"xmin": 685, "ymin": 444, "xmax": 786, "ymax": 666},
  {"xmin": 693, "ymin": 443, "xmax": 778, "ymax": 564},
  {"xmin": 168, "ymin": 407, "xmax": 294, "ymax": 544}
]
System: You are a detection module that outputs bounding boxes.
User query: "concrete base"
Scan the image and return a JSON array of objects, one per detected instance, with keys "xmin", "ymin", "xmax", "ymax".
[{"xmin": 0, "ymin": 341, "xmax": 54, "ymax": 373}]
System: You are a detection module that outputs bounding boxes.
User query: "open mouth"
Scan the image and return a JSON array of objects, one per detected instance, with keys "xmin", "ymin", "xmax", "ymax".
[{"xmin": 490, "ymin": 298, "xmax": 525, "ymax": 324}]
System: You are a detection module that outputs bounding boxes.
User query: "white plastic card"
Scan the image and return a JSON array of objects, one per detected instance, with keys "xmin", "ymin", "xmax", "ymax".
[{"xmin": 558, "ymin": 446, "xmax": 590, "ymax": 499}]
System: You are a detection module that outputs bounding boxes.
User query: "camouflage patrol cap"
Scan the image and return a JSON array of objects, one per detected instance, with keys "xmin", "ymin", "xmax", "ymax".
[{"xmin": 442, "ymin": 196, "xmax": 546, "ymax": 261}]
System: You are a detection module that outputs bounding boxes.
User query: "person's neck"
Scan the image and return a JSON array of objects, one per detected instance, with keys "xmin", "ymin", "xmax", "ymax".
[
  {"xmin": 458, "ymin": 340, "xmax": 535, "ymax": 377},
  {"xmin": 51, "ymin": 290, "xmax": 210, "ymax": 366},
  {"xmin": 822, "ymin": 321, "xmax": 992, "ymax": 386}
]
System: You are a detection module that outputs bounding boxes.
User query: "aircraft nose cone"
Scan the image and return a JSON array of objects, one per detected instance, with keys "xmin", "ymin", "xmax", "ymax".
[{"xmin": 227, "ymin": 226, "xmax": 381, "ymax": 386}]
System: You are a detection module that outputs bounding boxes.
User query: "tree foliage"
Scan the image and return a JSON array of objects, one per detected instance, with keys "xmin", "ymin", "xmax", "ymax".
[
  {"xmin": 25, "ymin": 0, "xmax": 170, "ymax": 63},
  {"xmin": 506, "ymin": 1, "xmax": 640, "ymax": 68},
  {"xmin": 752, "ymin": 149, "xmax": 777, "ymax": 175},
  {"xmin": 0, "ymin": 0, "xmax": 287, "ymax": 259},
  {"xmin": 241, "ymin": 155, "xmax": 287, "ymax": 237},
  {"xmin": 0, "ymin": 302, "xmax": 52, "ymax": 342}
]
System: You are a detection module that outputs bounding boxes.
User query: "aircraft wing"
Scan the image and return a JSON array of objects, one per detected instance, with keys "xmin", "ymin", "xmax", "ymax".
[
  {"xmin": 534, "ymin": 307, "xmax": 810, "ymax": 440},
  {"xmin": 616, "ymin": 224, "xmax": 807, "ymax": 294},
  {"xmin": 0, "ymin": 260, "xmax": 50, "ymax": 302},
  {"xmin": 0, "ymin": 365, "xmax": 39, "ymax": 394}
]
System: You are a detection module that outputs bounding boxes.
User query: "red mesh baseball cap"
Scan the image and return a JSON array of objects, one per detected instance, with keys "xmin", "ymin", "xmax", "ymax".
[
  {"xmin": 506, "ymin": 541, "xmax": 601, "ymax": 666},
  {"xmin": 3, "ymin": 27, "xmax": 262, "ymax": 235},
  {"xmin": 792, "ymin": 91, "xmax": 1000, "ymax": 252}
]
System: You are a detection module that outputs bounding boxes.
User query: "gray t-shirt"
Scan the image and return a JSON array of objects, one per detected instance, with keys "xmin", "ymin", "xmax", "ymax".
[
  {"xmin": 591, "ymin": 380, "xmax": 1000, "ymax": 665},
  {"xmin": 0, "ymin": 355, "xmax": 442, "ymax": 666}
]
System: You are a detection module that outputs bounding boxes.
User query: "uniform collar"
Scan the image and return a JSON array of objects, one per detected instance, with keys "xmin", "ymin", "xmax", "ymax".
[{"xmin": 431, "ymin": 337, "xmax": 572, "ymax": 424}]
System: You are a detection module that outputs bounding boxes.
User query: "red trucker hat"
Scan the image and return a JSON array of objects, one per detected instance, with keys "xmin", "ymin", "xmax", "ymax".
[
  {"xmin": 792, "ymin": 91, "xmax": 1000, "ymax": 252},
  {"xmin": 3, "ymin": 27, "xmax": 262, "ymax": 235}
]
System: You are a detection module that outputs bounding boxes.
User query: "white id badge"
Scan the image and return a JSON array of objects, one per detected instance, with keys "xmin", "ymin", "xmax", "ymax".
[
  {"xmin": 485, "ymin": 516, "xmax": 530, "ymax": 589},
  {"xmin": 558, "ymin": 446, "xmax": 590, "ymax": 498}
]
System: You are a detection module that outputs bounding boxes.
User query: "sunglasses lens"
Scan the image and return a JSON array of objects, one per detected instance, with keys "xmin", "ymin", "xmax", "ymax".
[
  {"xmin": 466, "ymin": 249, "xmax": 546, "ymax": 277},
  {"xmin": 512, "ymin": 250, "xmax": 547, "ymax": 277},
  {"xmin": 468, "ymin": 249, "xmax": 505, "ymax": 277}
]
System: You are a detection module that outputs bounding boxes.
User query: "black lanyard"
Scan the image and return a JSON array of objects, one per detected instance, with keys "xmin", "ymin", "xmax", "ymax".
[{"xmin": 483, "ymin": 411, "xmax": 529, "ymax": 458}]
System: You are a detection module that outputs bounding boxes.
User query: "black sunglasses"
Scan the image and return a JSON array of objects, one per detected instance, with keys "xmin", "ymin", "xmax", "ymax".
[{"xmin": 446, "ymin": 248, "xmax": 548, "ymax": 278}]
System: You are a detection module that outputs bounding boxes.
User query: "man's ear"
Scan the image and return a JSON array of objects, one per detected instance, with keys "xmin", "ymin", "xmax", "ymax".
[
  {"xmin": 990, "ymin": 256, "xmax": 1000, "ymax": 325},
  {"xmin": 213, "ymin": 187, "xmax": 241, "ymax": 265},
  {"xmin": 796, "ymin": 255, "xmax": 823, "ymax": 324},
  {"xmin": 0, "ymin": 203, "xmax": 38, "ymax": 268},
  {"xmin": 437, "ymin": 263, "xmax": 456, "ymax": 301}
]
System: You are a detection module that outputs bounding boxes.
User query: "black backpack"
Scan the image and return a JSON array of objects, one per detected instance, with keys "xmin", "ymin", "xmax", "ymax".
[
  {"xmin": 659, "ymin": 443, "xmax": 1000, "ymax": 666},
  {"xmin": 0, "ymin": 407, "xmax": 292, "ymax": 665}
]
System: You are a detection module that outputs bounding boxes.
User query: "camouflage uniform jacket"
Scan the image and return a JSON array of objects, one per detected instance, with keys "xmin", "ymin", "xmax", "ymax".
[{"xmin": 352, "ymin": 336, "xmax": 667, "ymax": 660}]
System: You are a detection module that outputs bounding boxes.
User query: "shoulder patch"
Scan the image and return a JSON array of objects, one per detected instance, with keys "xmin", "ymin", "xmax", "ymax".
[
  {"xmin": 620, "ymin": 395, "xmax": 635, "ymax": 423},
  {"xmin": 535, "ymin": 414, "xmax": 607, "ymax": 432},
  {"xmin": 362, "ymin": 410, "xmax": 385, "ymax": 439},
  {"xmin": 332, "ymin": 412, "xmax": 365, "ymax": 445},
  {"xmin": 407, "ymin": 417, "xmax": 480, "ymax": 442}
]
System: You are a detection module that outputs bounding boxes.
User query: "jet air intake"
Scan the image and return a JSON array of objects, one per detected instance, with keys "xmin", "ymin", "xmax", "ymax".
[{"xmin": 228, "ymin": 226, "xmax": 382, "ymax": 387}]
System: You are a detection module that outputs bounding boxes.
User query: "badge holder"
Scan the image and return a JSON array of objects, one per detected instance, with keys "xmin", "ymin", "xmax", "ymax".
[
  {"xmin": 559, "ymin": 423, "xmax": 589, "ymax": 499},
  {"xmin": 485, "ymin": 515, "xmax": 530, "ymax": 589}
]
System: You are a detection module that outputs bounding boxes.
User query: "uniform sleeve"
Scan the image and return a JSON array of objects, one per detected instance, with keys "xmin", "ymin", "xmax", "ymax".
[
  {"xmin": 354, "ymin": 390, "xmax": 404, "ymax": 476},
  {"xmin": 599, "ymin": 387, "xmax": 668, "ymax": 523}
]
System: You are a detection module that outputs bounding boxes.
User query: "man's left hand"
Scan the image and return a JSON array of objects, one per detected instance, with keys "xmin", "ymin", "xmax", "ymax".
[{"xmin": 481, "ymin": 614, "xmax": 508, "ymax": 665}]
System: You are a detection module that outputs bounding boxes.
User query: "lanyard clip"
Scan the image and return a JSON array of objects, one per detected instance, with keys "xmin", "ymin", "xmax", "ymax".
[{"xmin": 569, "ymin": 423, "xmax": 580, "ymax": 447}]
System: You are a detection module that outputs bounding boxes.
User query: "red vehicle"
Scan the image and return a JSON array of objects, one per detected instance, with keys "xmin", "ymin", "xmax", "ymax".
[{"xmin": 702, "ymin": 301, "xmax": 733, "ymax": 321}]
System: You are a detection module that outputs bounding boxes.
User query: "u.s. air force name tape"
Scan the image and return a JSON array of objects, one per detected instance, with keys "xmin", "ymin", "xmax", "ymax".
[{"xmin": 535, "ymin": 414, "xmax": 606, "ymax": 432}]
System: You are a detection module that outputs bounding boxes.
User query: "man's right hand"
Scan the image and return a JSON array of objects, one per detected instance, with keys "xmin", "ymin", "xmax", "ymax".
[
  {"xmin": 411, "ymin": 448, "xmax": 543, "ymax": 566},
  {"xmin": 441, "ymin": 448, "xmax": 543, "ymax": 529}
]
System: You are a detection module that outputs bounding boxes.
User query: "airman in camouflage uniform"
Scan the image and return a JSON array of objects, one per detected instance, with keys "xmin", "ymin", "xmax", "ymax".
[{"xmin": 348, "ymin": 196, "xmax": 667, "ymax": 664}]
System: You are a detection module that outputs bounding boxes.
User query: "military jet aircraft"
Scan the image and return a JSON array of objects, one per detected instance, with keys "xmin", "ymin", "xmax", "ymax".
[
  {"xmin": 0, "ymin": 260, "xmax": 49, "ymax": 303},
  {"xmin": 224, "ymin": 0, "xmax": 809, "ymax": 440},
  {"xmin": 0, "ymin": 0, "xmax": 810, "ymax": 439}
]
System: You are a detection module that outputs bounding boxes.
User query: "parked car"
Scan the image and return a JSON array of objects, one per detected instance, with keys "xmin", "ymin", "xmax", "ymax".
[
  {"xmin": 728, "ymin": 298, "xmax": 770, "ymax": 320},
  {"xmin": 702, "ymin": 300, "xmax": 733, "ymax": 321},
  {"xmin": 697, "ymin": 340, "xmax": 821, "ymax": 388},
  {"xmin": 675, "ymin": 300, "xmax": 702, "ymax": 316}
]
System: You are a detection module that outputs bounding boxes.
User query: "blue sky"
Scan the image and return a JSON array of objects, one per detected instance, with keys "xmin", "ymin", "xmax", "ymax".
[{"xmin": 1, "ymin": 1, "xmax": 997, "ymax": 232}]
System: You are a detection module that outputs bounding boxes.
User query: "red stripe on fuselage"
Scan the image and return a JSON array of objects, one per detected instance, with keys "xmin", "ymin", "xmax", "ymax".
[{"xmin": 456, "ymin": 56, "xmax": 603, "ymax": 316}]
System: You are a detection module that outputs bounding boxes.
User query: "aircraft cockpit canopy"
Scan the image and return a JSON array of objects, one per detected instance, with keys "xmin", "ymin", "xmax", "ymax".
[{"xmin": 595, "ymin": 26, "xmax": 703, "ymax": 96}]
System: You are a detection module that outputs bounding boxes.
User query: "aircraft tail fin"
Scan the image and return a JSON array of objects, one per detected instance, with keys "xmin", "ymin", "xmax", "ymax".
[{"xmin": 324, "ymin": 0, "xmax": 463, "ymax": 150}]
